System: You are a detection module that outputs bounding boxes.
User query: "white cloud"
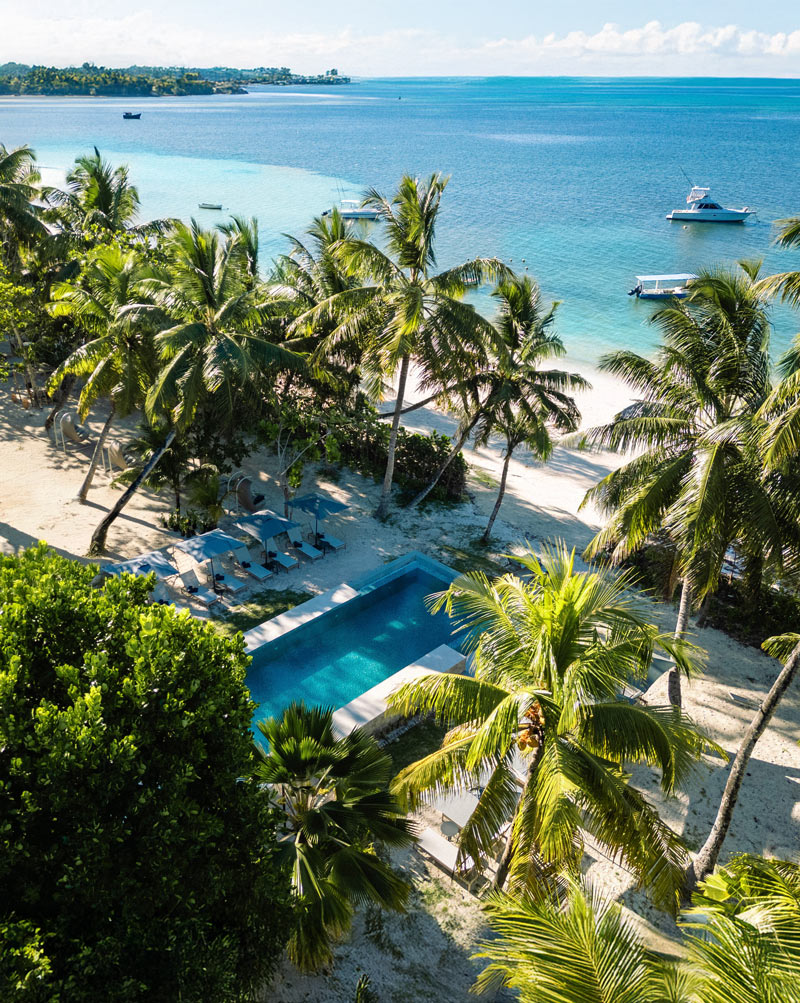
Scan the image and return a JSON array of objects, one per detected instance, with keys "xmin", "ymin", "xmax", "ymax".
[{"xmin": 0, "ymin": 13, "xmax": 798, "ymax": 75}]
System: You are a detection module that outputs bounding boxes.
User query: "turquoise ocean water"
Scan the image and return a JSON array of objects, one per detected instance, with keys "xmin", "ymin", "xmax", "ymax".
[{"xmin": 2, "ymin": 77, "xmax": 799, "ymax": 365}]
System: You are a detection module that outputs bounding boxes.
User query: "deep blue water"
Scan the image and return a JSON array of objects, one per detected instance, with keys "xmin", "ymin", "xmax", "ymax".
[
  {"xmin": 2, "ymin": 77, "xmax": 799, "ymax": 363},
  {"xmin": 246, "ymin": 568, "xmax": 456, "ymax": 723}
]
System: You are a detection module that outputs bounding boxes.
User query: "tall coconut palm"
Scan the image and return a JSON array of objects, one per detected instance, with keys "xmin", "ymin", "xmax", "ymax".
[
  {"xmin": 0, "ymin": 143, "xmax": 45, "ymax": 260},
  {"xmin": 46, "ymin": 147, "xmax": 171, "ymax": 239},
  {"xmin": 48, "ymin": 246, "xmax": 156, "ymax": 502},
  {"xmin": 293, "ymin": 173, "xmax": 507, "ymax": 520},
  {"xmin": 253, "ymin": 703, "xmax": 415, "ymax": 972},
  {"xmin": 580, "ymin": 264, "xmax": 796, "ymax": 706},
  {"xmin": 390, "ymin": 543, "xmax": 714, "ymax": 909},
  {"xmin": 89, "ymin": 221, "xmax": 303, "ymax": 554}
]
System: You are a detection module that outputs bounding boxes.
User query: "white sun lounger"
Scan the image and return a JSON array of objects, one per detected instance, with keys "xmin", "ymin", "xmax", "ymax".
[
  {"xmin": 416, "ymin": 827, "xmax": 475, "ymax": 883},
  {"xmin": 58, "ymin": 412, "xmax": 94, "ymax": 453},
  {"xmin": 150, "ymin": 582, "xmax": 178, "ymax": 608},
  {"xmin": 233, "ymin": 546, "xmax": 273, "ymax": 582},
  {"xmin": 319, "ymin": 532, "xmax": 345, "ymax": 552},
  {"xmin": 210, "ymin": 571, "xmax": 247, "ymax": 595},
  {"xmin": 288, "ymin": 527, "xmax": 323, "ymax": 561},
  {"xmin": 179, "ymin": 570, "xmax": 221, "ymax": 607},
  {"xmin": 265, "ymin": 538, "xmax": 298, "ymax": 571}
]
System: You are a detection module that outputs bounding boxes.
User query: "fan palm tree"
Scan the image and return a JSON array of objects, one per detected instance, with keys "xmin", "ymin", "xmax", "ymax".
[
  {"xmin": 390, "ymin": 543, "xmax": 714, "ymax": 908},
  {"xmin": 46, "ymin": 147, "xmax": 171, "ymax": 239},
  {"xmin": 88, "ymin": 221, "xmax": 304, "ymax": 554},
  {"xmin": 292, "ymin": 173, "xmax": 507, "ymax": 520},
  {"xmin": 579, "ymin": 264, "xmax": 796, "ymax": 706},
  {"xmin": 0, "ymin": 143, "xmax": 46, "ymax": 261},
  {"xmin": 253, "ymin": 703, "xmax": 415, "ymax": 972},
  {"xmin": 48, "ymin": 245, "xmax": 156, "ymax": 502}
]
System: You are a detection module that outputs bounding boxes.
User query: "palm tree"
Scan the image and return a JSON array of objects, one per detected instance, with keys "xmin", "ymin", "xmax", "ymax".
[
  {"xmin": 580, "ymin": 264, "xmax": 796, "ymax": 706},
  {"xmin": 684, "ymin": 634, "xmax": 800, "ymax": 895},
  {"xmin": 475, "ymin": 277, "xmax": 588, "ymax": 541},
  {"xmin": 390, "ymin": 543, "xmax": 714, "ymax": 908},
  {"xmin": 294, "ymin": 173, "xmax": 507, "ymax": 520},
  {"xmin": 0, "ymin": 143, "xmax": 46, "ymax": 261},
  {"xmin": 48, "ymin": 245, "xmax": 156, "ymax": 502},
  {"xmin": 253, "ymin": 702, "xmax": 415, "ymax": 972},
  {"xmin": 46, "ymin": 147, "xmax": 171, "ymax": 239},
  {"xmin": 121, "ymin": 420, "xmax": 190, "ymax": 511},
  {"xmin": 88, "ymin": 221, "xmax": 303, "ymax": 554}
]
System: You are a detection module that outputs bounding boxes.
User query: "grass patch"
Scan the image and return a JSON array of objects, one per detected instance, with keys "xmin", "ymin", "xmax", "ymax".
[
  {"xmin": 212, "ymin": 588, "xmax": 314, "ymax": 638},
  {"xmin": 438, "ymin": 542, "xmax": 507, "ymax": 578},
  {"xmin": 469, "ymin": 467, "xmax": 499, "ymax": 490},
  {"xmin": 385, "ymin": 718, "xmax": 448, "ymax": 777}
]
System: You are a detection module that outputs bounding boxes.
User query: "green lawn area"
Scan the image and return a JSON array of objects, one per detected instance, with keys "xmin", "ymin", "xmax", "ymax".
[
  {"xmin": 212, "ymin": 588, "xmax": 314, "ymax": 638},
  {"xmin": 385, "ymin": 718, "xmax": 449, "ymax": 776}
]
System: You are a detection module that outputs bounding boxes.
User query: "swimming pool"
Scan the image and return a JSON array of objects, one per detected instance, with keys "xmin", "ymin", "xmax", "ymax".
[{"xmin": 246, "ymin": 556, "xmax": 458, "ymax": 724}]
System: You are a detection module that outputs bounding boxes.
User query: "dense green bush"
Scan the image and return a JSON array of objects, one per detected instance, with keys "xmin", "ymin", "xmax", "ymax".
[{"xmin": 0, "ymin": 546, "xmax": 291, "ymax": 1002}]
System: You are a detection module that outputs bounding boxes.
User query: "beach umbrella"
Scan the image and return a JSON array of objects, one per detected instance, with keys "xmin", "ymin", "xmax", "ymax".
[
  {"xmin": 291, "ymin": 493, "xmax": 348, "ymax": 539},
  {"xmin": 104, "ymin": 548, "xmax": 179, "ymax": 581},
  {"xmin": 174, "ymin": 528, "xmax": 242, "ymax": 586},
  {"xmin": 235, "ymin": 511, "xmax": 298, "ymax": 556}
]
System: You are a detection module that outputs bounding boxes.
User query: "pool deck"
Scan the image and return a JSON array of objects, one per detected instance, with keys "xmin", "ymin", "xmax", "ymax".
[
  {"xmin": 332, "ymin": 643, "xmax": 466, "ymax": 738},
  {"xmin": 243, "ymin": 583, "xmax": 359, "ymax": 651}
]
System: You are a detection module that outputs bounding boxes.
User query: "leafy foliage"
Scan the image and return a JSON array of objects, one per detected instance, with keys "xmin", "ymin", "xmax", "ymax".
[{"xmin": 0, "ymin": 546, "xmax": 291, "ymax": 1002}]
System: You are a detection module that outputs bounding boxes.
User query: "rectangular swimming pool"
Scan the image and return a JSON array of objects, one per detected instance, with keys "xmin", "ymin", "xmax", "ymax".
[{"xmin": 246, "ymin": 562, "xmax": 458, "ymax": 724}]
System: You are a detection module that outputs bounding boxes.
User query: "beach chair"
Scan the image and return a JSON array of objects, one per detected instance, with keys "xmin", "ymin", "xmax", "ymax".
[
  {"xmin": 416, "ymin": 827, "xmax": 476, "ymax": 887},
  {"xmin": 58, "ymin": 412, "xmax": 94, "ymax": 453},
  {"xmin": 105, "ymin": 440, "xmax": 131, "ymax": 472},
  {"xmin": 265, "ymin": 538, "xmax": 299, "ymax": 572},
  {"xmin": 318, "ymin": 532, "xmax": 345, "ymax": 552},
  {"xmin": 150, "ymin": 582, "xmax": 178, "ymax": 608},
  {"xmin": 235, "ymin": 476, "xmax": 266, "ymax": 514},
  {"xmin": 204, "ymin": 564, "xmax": 247, "ymax": 596},
  {"xmin": 179, "ymin": 569, "xmax": 221, "ymax": 608},
  {"xmin": 287, "ymin": 527, "xmax": 323, "ymax": 562},
  {"xmin": 233, "ymin": 546, "xmax": 274, "ymax": 582}
]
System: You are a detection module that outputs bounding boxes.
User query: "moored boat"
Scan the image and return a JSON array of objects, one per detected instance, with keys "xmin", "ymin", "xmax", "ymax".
[
  {"xmin": 198, "ymin": 202, "xmax": 223, "ymax": 210},
  {"xmin": 322, "ymin": 199, "xmax": 380, "ymax": 221},
  {"xmin": 122, "ymin": 112, "xmax": 141, "ymax": 120},
  {"xmin": 666, "ymin": 187, "xmax": 753, "ymax": 223},
  {"xmin": 628, "ymin": 273, "xmax": 697, "ymax": 299}
]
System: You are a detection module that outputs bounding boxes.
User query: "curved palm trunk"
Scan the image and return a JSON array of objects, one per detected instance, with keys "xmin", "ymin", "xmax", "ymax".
[
  {"xmin": 683, "ymin": 640, "xmax": 800, "ymax": 898},
  {"xmin": 406, "ymin": 416, "xmax": 477, "ymax": 509},
  {"xmin": 90, "ymin": 429, "xmax": 177, "ymax": 555},
  {"xmin": 374, "ymin": 354, "xmax": 410, "ymax": 521},
  {"xmin": 481, "ymin": 449, "xmax": 512, "ymax": 545},
  {"xmin": 77, "ymin": 404, "xmax": 114, "ymax": 503},
  {"xmin": 11, "ymin": 320, "xmax": 39, "ymax": 400},
  {"xmin": 668, "ymin": 579, "xmax": 692, "ymax": 707},
  {"xmin": 45, "ymin": 374, "xmax": 77, "ymax": 431},
  {"xmin": 494, "ymin": 741, "xmax": 543, "ymax": 889}
]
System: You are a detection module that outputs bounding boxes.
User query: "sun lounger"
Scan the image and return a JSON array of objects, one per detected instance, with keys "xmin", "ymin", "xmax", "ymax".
[
  {"xmin": 179, "ymin": 570, "xmax": 221, "ymax": 607},
  {"xmin": 416, "ymin": 827, "xmax": 475, "ymax": 883},
  {"xmin": 211, "ymin": 571, "xmax": 247, "ymax": 595},
  {"xmin": 265, "ymin": 538, "xmax": 299, "ymax": 571},
  {"xmin": 288, "ymin": 527, "xmax": 323, "ymax": 561},
  {"xmin": 233, "ymin": 546, "xmax": 274, "ymax": 582},
  {"xmin": 318, "ymin": 532, "xmax": 345, "ymax": 552},
  {"xmin": 150, "ymin": 582, "xmax": 178, "ymax": 607},
  {"xmin": 235, "ymin": 476, "xmax": 265, "ymax": 514},
  {"xmin": 59, "ymin": 413, "xmax": 94, "ymax": 453},
  {"xmin": 105, "ymin": 441, "xmax": 131, "ymax": 472}
]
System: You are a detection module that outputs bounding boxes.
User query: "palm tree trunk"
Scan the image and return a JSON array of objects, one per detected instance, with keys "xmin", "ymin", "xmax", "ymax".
[
  {"xmin": 494, "ymin": 742, "xmax": 543, "ymax": 890},
  {"xmin": 90, "ymin": 429, "xmax": 177, "ymax": 555},
  {"xmin": 481, "ymin": 449, "xmax": 512, "ymax": 545},
  {"xmin": 374, "ymin": 354, "xmax": 410, "ymax": 521},
  {"xmin": 406, "ymin": 418, "xmax": 476, "ymax": 509},
  {"xmin": 77, "ymin": 404, "xmax": 114, "ymax": 503},
  {"xmin": 45, "ymin": 374, "xmax": 77, "ymax": 431},
  {"xmin": 668, "ymin": 579, "xmax": 692, "ymax": 707},
  {"xmin": 683, "ymin": 640, "xmax": 800, "ymax": 897},
  {"xmin": 11, "ymin": 320, "xmax": 38, "ymax": 400}
]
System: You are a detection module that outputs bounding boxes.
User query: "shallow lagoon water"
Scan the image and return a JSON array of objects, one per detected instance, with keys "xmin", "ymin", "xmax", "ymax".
[{"xmin": 2, "ymin": 77, "xmax": 799, "ymax": 363}]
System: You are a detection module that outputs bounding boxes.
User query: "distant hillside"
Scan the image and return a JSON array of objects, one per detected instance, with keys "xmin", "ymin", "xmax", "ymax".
[{"xmin": 0, "ymin": 63, "xmax": 350, "ymax": 97}]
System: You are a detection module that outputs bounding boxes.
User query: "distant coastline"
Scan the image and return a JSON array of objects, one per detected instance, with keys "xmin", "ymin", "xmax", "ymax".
[{"xmin": 0, "ymin": 63, "xmax": 350, "ymax": 97}]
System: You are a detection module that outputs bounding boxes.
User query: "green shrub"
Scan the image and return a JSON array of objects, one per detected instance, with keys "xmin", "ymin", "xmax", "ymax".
[{"xmin": 0, "ymin": 545, "xmax": 291, "ymax": 1002}]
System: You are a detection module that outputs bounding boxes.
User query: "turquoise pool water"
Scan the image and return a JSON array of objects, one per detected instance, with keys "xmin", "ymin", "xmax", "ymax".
[{"xmin": 246, "ymin": 567, "xmax": 457, "ymax": 724}]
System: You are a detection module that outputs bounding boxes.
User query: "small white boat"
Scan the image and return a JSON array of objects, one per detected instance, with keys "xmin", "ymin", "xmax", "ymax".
[
  {"xmin": 666, "ymin": 187, "xmax": 753, "ymax": 223},
  {"xmin": 328, "ymin": 199, "xmax": 380, "ymax": 221},
  {"xmin": 629, "ymin": 273, "xmax": 697, "ymax": 299},
  {"xmin": 198, "ymin": 202, "xmax": 223, "ymax": 210}
]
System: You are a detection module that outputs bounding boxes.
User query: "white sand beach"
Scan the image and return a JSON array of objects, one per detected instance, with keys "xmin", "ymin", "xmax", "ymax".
[{"xmin": 1, "ymin": 365, "xmax": 798, "ymax": 1001}]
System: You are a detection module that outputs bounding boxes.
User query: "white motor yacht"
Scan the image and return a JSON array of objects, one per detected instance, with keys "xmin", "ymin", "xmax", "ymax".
[
  {"xmin": 666, "ymin": 187, "xmax": 753, "ymax": 223},
  {"xmin": 629, "ymin": 273, "xmax": 697, "ymax": 299},
  {"xmin": 322, "ymin": 199, "xmax": 380, "ymax": 221}
]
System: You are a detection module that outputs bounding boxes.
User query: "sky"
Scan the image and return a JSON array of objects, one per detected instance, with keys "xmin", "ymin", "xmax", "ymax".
[{"xmin": 0, "ymin": 0, "xmax": 798, "ymax": 76}]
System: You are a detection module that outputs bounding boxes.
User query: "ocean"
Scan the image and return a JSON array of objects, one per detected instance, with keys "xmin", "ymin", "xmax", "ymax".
[{"xmin": 2, "ymin": 77, "xmax": 799, "ymax": 366}]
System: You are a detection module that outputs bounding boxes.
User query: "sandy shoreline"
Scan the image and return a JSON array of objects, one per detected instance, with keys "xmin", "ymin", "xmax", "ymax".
[{"xmin": 1, "ymin": 363, "xmax": 798, "ymax": 1000}]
